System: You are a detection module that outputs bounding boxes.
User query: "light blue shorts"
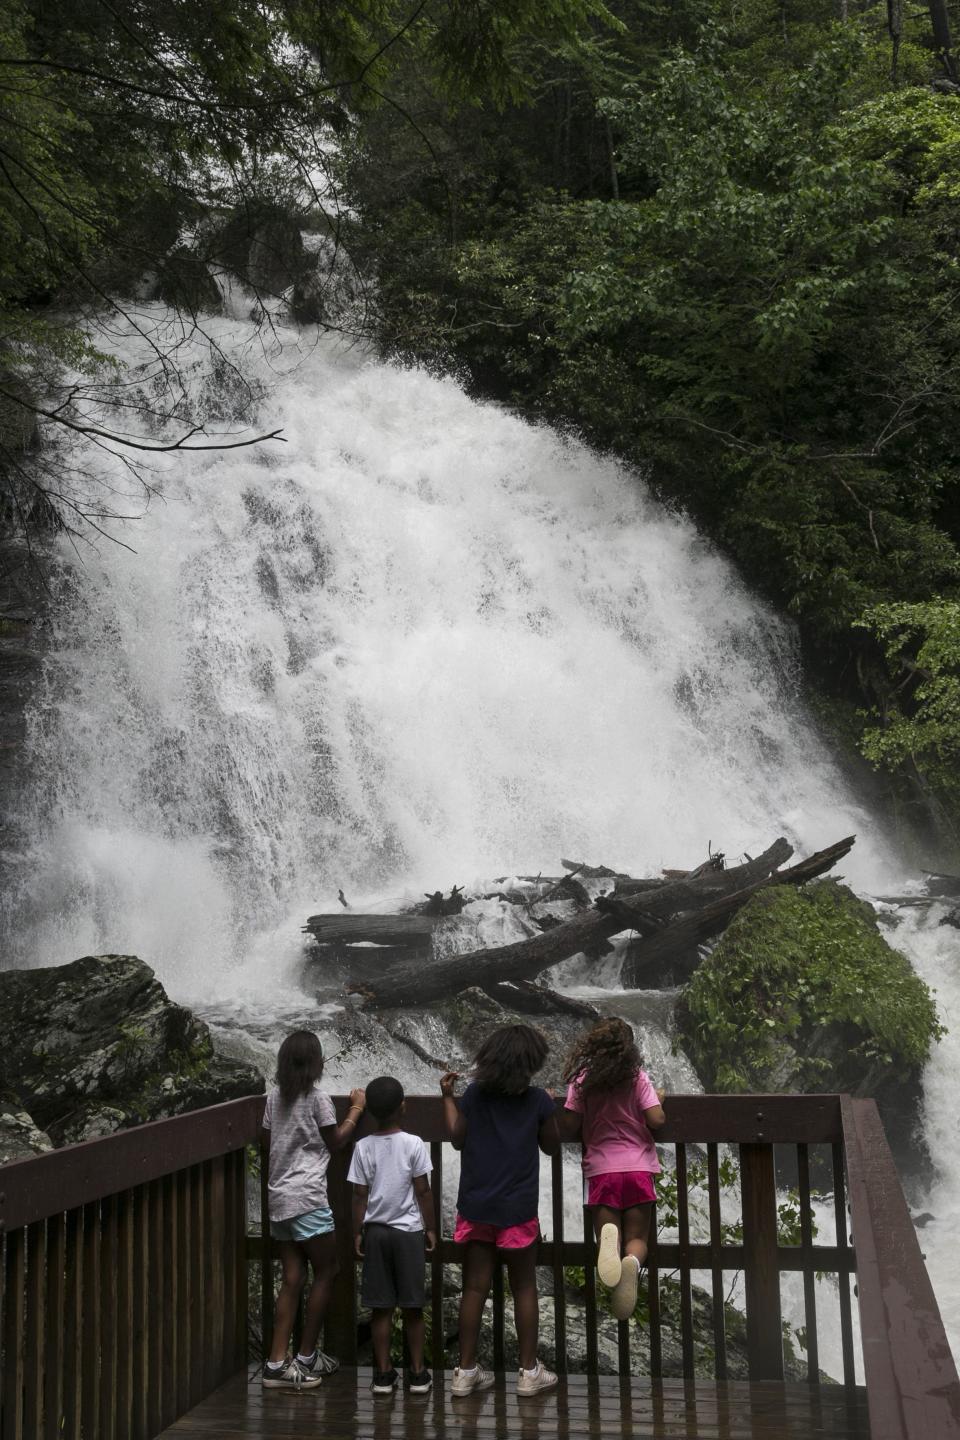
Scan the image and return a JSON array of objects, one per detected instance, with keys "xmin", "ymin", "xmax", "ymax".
[{"xmin": 270, "ymin": 1206, "xmax": 335, "ymax": 1242}]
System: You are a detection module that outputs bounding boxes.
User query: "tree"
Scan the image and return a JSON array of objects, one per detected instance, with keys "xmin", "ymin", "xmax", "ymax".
[{"xmin": 0, "ymin": 0, "xmax": 615, "ymax": 537}]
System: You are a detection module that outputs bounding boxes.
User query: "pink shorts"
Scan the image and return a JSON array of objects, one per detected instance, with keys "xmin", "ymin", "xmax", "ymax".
[
  {"xmin": 453, "ymin": 1214, "xmax": 540, "ymax": 1249},
  {"xmin": 586, "ymin": 1171, "xmax": 657, "ymax": 1209}
]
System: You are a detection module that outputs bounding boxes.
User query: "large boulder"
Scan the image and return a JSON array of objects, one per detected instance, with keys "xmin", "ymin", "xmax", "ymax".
[
  {"xmin": 0, "ymin": 954, "xmax": 264, "ymax": 1147},
  {"xmin": 674, "ymin": 880, "xmax": 943, "ymax": 1156},
  {"xmin": 0, "ymin": 1091, "xmax": 53, "ymax": 1164}
]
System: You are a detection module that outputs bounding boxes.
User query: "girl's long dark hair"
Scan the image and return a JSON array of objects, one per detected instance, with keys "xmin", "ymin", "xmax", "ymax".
[
  {"xmin": 562, "ymin": 1017, "xmax": 641, "ymax": 1096},
  {"xmin": 473, "ymin": 1023, "xmax": 548, "ymax": 1095},
  {"xmin": 276, "ymin": 1030, "xmax": 324, "ymax": 1104}
]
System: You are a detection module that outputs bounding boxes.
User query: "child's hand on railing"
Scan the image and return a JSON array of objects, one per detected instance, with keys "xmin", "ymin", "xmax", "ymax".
[
  {"xmin": 425, "ymin": 1229, "xmax": 437, "ymax": 1254},
  {"xmin": 349, "ymin": 1087, "xmax": 366, "ymax": 1110},
  {"xmin": 439, "ymin": 1071, "xmax": 460, "ymax": 1097}
]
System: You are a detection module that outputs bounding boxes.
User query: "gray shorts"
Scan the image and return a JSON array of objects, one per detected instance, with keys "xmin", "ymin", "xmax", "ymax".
[{"xmin": 360, "ymin": 1225, "xmax": 427, "ymax": 1310}]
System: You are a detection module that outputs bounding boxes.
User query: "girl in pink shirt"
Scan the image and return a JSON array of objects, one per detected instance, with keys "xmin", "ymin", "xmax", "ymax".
[{"xmin": 561, "ymin": 1018, "xmax": 666, "ymax": 1320}]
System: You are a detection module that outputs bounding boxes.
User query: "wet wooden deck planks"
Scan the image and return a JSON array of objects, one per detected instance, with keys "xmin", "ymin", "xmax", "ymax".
[{"xmin": 158, "ymin": 1368, "xmax": 871, "ymax": 1439}]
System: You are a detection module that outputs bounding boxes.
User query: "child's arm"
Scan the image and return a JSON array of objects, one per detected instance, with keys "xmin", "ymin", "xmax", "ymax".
[
  {"xmin": 321, "ymin": 1086, "xmax": 367, "ymax": 1152},
  {"xmin": 644, "ymin": 1092, "xmax": 667, "ymax": 1130},
  {"xmin": 413, "ymin": 1173, "xmax": 437, "ymax": 1253},
  {"xmin": 440, "ymin": 1071, "xmax": 467, "ymax": 1150},
  {"xmin": 352, "ymin": 1184, "xmax": 369, "ymax": 1258}
]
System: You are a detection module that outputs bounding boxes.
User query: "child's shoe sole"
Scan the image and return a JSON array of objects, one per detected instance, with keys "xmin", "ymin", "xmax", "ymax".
[
  {"xmin": 610, "ymin": 1256, "xmax": 640, "ymax": 1320},
  {"xmin": 597, "ymin": 1223, "xmax": 621, "ymax": 1288},
  {"xmin": 262, "ymin": 1366, "xmax": 322, "ymax": 1390}
]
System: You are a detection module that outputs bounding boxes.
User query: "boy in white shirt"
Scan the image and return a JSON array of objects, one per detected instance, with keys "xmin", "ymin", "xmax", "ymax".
[{"xmin": 348, "ymin": 1075, "xmax": 437, "ymax": 1393}]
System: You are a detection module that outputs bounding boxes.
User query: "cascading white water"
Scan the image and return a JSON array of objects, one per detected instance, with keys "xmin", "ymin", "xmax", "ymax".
[{"xmin": 1, "ymin": 309, "xmax": 957, "ymax": 1356}]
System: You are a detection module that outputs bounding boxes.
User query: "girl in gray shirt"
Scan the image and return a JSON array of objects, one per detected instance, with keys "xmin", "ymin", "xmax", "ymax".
[{"xmin": 261, "ymin": 1030, "xmax": 365, "ymax": 1390}]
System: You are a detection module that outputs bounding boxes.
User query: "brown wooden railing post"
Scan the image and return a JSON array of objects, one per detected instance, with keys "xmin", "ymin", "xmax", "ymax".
[
  {"xmin": 258, "ymin": 1137, "xmax": 273, "ymax": 1360},
  {"xmin": 323, "ymin": 1126, "xmax": 358, "ymax": 1363},
  {"xmin": 739, "ymin": 1142, "xmax": 784, "ymax": 1381}
]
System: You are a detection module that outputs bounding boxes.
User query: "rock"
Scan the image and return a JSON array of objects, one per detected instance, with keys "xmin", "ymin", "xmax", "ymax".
[
  {"xmin": 0, "ymin": 954, "xmax": 263, "ymax": 1146},
  {"xmin": 290, "ymin": 269, "xmax": 326, "ymax": 325},
  {"xmin": 432, "ymin": 987, "xmax": 597, "ymax": 1091},
  {"xmin": 0, "ymin": 1091, "xmax": 53, "ymax": 1164},
  {"xmin": 0, "ymin": 541, "xmax": 48, "ymax": 882},
  {"xmin": 210, "ymin": 205, "xmax": 306, "ymax": 297},
  {"xmin": 154, "ymin": 246, "xmax": 222, "ymax": 315},
  {"xmin": 675, "ymin": 880, "xmax": 943, "ymax": 1166}
]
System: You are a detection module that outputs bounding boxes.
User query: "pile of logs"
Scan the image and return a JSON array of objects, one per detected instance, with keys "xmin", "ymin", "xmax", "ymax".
[
  {"xmin": 870, "ymin": 870, "xmax": 960, "ymax": 930},
  {"xmin": 304, "ymin": 833, "xmax": 859, "ymax": 1010}
]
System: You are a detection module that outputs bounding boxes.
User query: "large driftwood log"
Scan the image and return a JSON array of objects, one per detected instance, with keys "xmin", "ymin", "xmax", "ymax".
[
  {"xmin": 303, "ymin": 914, "xmax": 443, "ymax": 946},
  {"xmin": 353, "ymin": 837, "xmax": 798, "ymax": 1008},
  {"xmin": 620, "ymin": 835, "xmax": 857, "ymax": 986}
]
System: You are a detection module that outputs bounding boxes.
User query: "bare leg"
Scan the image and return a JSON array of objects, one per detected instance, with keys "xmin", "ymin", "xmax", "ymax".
[
  {"xmin": 403, "ymin": 1307, "xmax": 426, "ymax": 1372},
  {"xmin": 458, "ymin": 1242, "xmax": 496, "ymax": 1369},
  {"xmin": 299, "ymin": 1233, "xmax": 340, "ymax": 1356},
  {"xmin": 269, "ymin": 1244, "xmax": 306, "ymax": 1364},
  {"xmin": 621, "ymin": 1205, "xmax": 652, "ymax": 1267},
  {"xmin": 370, "ymin": 1308, "xmax": 394, "ymax": 1373},
  {"xmin": 504, "ymin": 1244, "xmax": 538, "ymax": 1371},
  {"xmin": 591, "ymin": 1204, "xmax": 622, "ymax": 1248}
]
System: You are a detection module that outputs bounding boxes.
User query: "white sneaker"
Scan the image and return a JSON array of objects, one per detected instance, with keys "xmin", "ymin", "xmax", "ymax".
[
  {"xmin": 451, "ymin": 1365, "xmax": 495, "ymax": 1396},
  {"xmin": 610, "ymin": 1255, "xmax": 641, "ymax": 1320},
  {"xmin": 597, "ymin": 1223, "xmax": 621, "ymax": 1288},
  {"xmin": 517, "ymin": 1361, "xmax": 558, "ymax": 1395}
]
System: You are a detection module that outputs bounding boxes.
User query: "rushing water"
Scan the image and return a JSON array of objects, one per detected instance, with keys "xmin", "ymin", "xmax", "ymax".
[{"xmin": 1, "ymin": 310, "xmax": 957, "ymax": 1360}]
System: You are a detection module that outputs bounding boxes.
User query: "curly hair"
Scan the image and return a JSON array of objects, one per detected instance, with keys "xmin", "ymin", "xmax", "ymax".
[
  {"xmin": 472, "ymin": 1023, "xmax": 549, "ymax": 1095},
  {"xmin": 562, "ymin": 1017, "xmax": 642, "ymax": 1096},
  {"xmin": 276, "ymin": 1030, "xmax": 324, "ymax": 1105}
]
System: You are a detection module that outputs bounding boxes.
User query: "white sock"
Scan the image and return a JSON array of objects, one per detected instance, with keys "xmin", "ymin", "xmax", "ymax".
[
  {"xmin": 458, "ymin": 1364, "xmax": 477, "ymax": 1376},
  {"xmin": 266, "ymin": 1360, "xmax": 285, "ymax": 1371},
  {"xmin": 523, "ymin": 1361, "xmax": 541, "ymax": 1376},
  {"xmin": 297, "ymin": 1350, "xmax": 316, "ymax": 1365}
]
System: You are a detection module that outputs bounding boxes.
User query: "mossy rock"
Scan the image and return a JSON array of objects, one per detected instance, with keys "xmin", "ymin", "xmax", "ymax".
[
  {"xmin": 674, "ymin": 881, "xmax": 943, "ymax": 1153},
  {"xmin": 0, "ymin": 954, "xmax": 263, "ymax": 1146}
]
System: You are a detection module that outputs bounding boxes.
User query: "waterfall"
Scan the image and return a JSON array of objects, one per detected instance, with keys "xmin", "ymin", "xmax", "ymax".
[{"xmin": 1, "ymin": 308, "xmax": 957, "ymax": 1352}]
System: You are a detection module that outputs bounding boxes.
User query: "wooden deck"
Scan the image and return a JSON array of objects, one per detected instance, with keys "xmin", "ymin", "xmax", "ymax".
[{"xmin": 158, "ymin": 1367, "xmax": 871, "ymax": 1438}]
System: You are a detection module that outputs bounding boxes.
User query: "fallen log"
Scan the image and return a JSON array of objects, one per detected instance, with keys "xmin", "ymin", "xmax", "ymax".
[
  {"xmin": 923, "ymin": 871, "xmax": 960, "ymax": 898},
  {"xmin": 620, "ymin": 836, "xmax": 857, "ymax": 987},
  {"xmin": 560, "ymin": 858, "xmax": 631, "ymax": 879},
  {"xmin": 354, "ymin": 837, "xmax": 796, "ymax": 1008},
  {"xmin": 303, "ymin": 914, "xmax": 444, "ymax": 947},
  {"xmin": 483, "ymin": 980, "xmax": 600, "ymax": 1019}
]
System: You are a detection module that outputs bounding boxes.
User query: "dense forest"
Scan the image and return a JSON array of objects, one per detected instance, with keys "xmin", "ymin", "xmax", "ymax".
[{"xmin": 2, "ymin": 0, "xmax": 960, "ymax": 843}]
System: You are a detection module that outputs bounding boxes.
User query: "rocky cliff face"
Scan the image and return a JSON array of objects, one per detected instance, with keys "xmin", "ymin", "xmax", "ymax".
[
  {"xmin": 0, "ymin": 953, "xmax": 264, "ymax": 1150},
  {"xmin": 0, "ymin": 540, "xmax": 46, "ymax": 889}
]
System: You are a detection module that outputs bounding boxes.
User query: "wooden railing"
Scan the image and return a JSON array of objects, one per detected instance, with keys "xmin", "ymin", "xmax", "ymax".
[
  {"xmin": 1, "ymin": 1091, "xmax": 958, "ymax": 1439},
  {"xmin": 0, "ymin": 1097, "xmax": 260, "ymax": 1440}
]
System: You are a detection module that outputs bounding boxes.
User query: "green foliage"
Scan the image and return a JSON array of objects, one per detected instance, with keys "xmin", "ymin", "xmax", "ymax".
[
  {"xmin": 0, "ymin": 0, "xmax": 614, "ymax": 512},
  {"xmin": 676, "ymin": 880, "xmax": 944, "ymax": 1093},
  {"xmin": 342, "ymin": 1, "xmax": 960, "ymax": 833},
  {"xmin": 856, "ymin": 599, "xmax": 960, "ymax": 815}
]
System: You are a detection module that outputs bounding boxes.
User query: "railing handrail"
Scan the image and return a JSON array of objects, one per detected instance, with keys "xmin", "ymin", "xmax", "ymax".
[
  {"xmin": 0, "ymin": 1093, "xmax": 265, "ymax": 1231},
  {"xmin": 0, "ymin": 1089, "xmax": 846, "ymax": 1234},
  {"xmin": 841, "ymin": 1095, "xmax": 960, "ymax": 1439}
]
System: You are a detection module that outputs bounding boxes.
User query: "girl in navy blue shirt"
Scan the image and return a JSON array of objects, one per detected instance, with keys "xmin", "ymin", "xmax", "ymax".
[{"xmin": 440, "ymin": 1023, "xmax": 559, "ymax": 1397}]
